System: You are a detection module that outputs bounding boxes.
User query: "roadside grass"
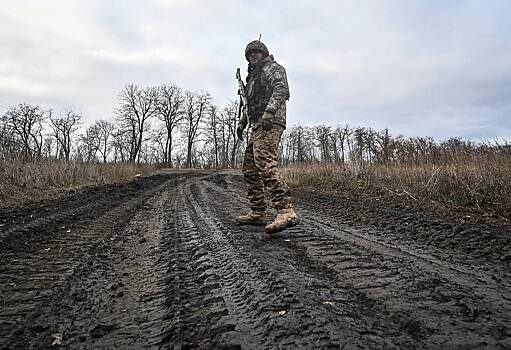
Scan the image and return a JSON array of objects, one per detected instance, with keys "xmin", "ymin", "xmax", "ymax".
[
  {"xmin": 282, "ymin": 159, "xmax": 511, "ymax": 218},
  {"xmin": 0, "ymin": 159, "xmax": 157, "ymax": 203}
]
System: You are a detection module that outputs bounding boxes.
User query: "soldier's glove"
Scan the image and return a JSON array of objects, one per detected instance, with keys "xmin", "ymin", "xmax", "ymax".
[
  {"xmin": 237, "ymin": 124, "xmax": 245, "ymax": 141},
  {"xmin": 261, "ymin": 111, "xmax": 274, "ymax": 131}
]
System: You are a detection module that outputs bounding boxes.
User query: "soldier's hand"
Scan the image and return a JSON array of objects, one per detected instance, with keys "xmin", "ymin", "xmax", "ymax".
[
  {"xmin": 237, "ymin": 124, "xmax": 245, "ymax": 141},
  {"xmin": 261, "ymin": 111, "xmax": 274, "ymax": 131}
]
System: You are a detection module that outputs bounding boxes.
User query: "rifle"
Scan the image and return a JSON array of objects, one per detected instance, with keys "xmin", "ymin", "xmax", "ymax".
[{"xmin": 236, "ymin": 68, "xmax": 248, "ymax": 123}]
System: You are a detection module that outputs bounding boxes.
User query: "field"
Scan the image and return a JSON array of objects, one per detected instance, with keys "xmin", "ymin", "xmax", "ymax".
[
  {"xmin": 1, "ymin": 168, "xmax": 510, "ymax": 349},
  {"xmin": 0, "ymin": 159, "xmax": 157, "ymax": 203}
]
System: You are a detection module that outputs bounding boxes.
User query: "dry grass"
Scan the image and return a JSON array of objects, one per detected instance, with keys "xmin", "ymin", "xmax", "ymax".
[
  {"xmin": 282, "ymin": 158, "xmax": 511, "ymax": 217},
  {"xmin": 0, "ymin": 159, "xmax": 157, "ymax": 203}
]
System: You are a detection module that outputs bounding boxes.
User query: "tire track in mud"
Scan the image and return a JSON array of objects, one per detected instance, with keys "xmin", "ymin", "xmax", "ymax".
[
  {"xmin": 297, "ymin": 213, "xmax": 511, "ymax": 348},
  {"xmin": 179, "ymin": 176, "xmax": 423, "ymax": 349},
  {"xmin": 50, "ymin": 181, "xmax": 180, "ymax": 349},
  {"xmin": 186, "ymin": 183, "xmax": 342, "ymax": 349},
  {"xmin": 0, "ymin": 177, "xmax": 166, "ymax": 243},
  {"xmin": 0, "ymin": 173, "xmax": 192, "ymax": 349},
  {"xmin": 200, "ymin": 171, "xmax": 511, "ymax": 349},
  {"xmin": 2, "ymin": 170, "xmax": 511, "ymax": 349},
  {"xmin": 293, "ymin": 189, "xmax": 511, "ymax": 270}
]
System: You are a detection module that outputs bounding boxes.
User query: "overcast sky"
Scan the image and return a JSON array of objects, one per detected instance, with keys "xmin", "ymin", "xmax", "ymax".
[{"xmin": 1, "ymin": 0, "xmax": 510, "ymax": 141}]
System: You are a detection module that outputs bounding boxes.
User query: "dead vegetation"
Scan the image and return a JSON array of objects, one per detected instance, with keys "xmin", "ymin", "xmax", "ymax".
[
  {"xmin": 2, "ymin": 98, "xmax": 509, "ymax": 216},
  {"xmin": 280, "ymin": 125, "xmax": 511, "ymax": 218},
  {"xmin": 0, "ymin": 159, "xmax": 156, "ymax": 203},
  {"xmin": 282, "ymin": 155, "xmax": 511, "ymax": 218}
]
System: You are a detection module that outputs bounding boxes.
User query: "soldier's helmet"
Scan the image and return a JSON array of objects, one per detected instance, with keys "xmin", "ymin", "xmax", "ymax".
[{"xmin": 245, "ymin": 40, "xmax": 269, "ymax": 61}]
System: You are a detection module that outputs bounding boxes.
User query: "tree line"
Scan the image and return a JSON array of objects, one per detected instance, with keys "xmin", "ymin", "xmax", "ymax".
[
  {"xmin": 1, "ymin": 83, "xmax": 508, "ymax": 168},
  {"xmin": 281, "ymin": 125, "xmax": 510, "ymax": 168},
  {"xmin": 0, "ymin": 84, "xmax": 246, "ymax": 168}
]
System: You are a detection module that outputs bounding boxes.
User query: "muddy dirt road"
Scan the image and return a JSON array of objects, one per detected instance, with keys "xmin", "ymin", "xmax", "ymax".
[{"xmin": 1, "ymin": 170, "xmax": 510, "ymax": 349}]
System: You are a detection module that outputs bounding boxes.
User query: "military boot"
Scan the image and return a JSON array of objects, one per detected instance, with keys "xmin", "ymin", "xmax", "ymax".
[
  {"xmin": 265, "ymin": 208, "xmax": 300, "ymax": 234},
  {"xmin": 236, "ymin": 211, "xmax": 267, "ymax": 226}
]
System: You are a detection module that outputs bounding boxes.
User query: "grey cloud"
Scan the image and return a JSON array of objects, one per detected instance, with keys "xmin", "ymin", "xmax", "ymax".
[{"xmin": 1, "ymin": 0, "xmax": 510, "ymax": 141}]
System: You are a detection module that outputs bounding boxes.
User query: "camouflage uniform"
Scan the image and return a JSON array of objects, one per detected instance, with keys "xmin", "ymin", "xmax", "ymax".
[{"xmin": 241, "ymin": 41, "xmax": 293, "ymax": 213}]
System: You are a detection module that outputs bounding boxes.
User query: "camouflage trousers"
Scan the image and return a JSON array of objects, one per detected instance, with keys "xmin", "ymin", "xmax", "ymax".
[{"xmin": 242, "ymin": 124, "xmax": 292, "ymax": 212}]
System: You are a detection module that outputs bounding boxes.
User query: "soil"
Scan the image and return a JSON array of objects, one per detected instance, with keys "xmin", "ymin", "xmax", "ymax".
[{"xmin": 1, "ymin": 170, "xmax": 510, "ymax": 349}]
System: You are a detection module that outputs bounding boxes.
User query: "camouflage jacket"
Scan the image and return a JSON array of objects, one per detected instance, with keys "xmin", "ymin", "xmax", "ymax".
[{"xmin": 245, "ymin": 56, "xmax": 290, "ymax": 128}]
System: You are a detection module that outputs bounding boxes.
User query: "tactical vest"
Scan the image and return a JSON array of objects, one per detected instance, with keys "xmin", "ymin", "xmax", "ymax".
[{"xmin": 246, "ymin": 59, "xmax": 272, "ymax": 122}]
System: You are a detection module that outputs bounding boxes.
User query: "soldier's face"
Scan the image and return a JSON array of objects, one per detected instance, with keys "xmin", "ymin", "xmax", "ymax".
[{"xmin": 248, "ymin": 51, "xmax": 264, "ymax": 64}]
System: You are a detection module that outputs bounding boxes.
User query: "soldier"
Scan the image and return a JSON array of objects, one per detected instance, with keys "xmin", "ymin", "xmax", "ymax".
[{"xmin": 236, "ymin": 40, "xmax": 300, "ymax": 234}]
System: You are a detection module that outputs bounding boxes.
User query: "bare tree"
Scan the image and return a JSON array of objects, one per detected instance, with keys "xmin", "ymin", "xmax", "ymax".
[
  {"xmin": 41, "ymin": 136, "xmax": 54, "ymax": 159},
  {"xmin": 94, "ymin": 119, "xmax": 115, "ymax": 163},
  {"xmin": 287, "ymin": 125, "xmax": 313, "ymax": 163},
  {"xmin": 351, "ymin": 127, "xmax": 366, "ymax": 170},
  {"xmin": 111, "ymin": 128, "xmax": 131, "ymax": 163},
  {"xmin": 364, "ymin": 128, "xmax": 377, "ymax": 163},
  {"xmin": 151, "ymin": 127, "xmax": 167, "ymax": 164},
  {"xmin": 139, "ymin": 128, "xmax": 163, "ymax": 164},
  {"xmin": 155, "ymin": 84, "xmax": 184, "ymax": 167},
  {"xmin": 216, "ymin": 101, "xmax": 243, "ymax": 168},
  {"xmin": 374, "ymin": 128, "xmax": 393, "ymax": 165},
  {"xmin": 3, "ymin": 103, "xmax": 45, "ymax": 159},
  {"xmin": 50, "ymin": 109, "xmax": 81, "ymax": 161},
  {"xmin": 205, "ymin": 104, "xmax": 222, "ymax": 168},
  {"xmin": 182, "ymin": 90, "xmax": 211, "ymax": 168},
  {"xmin": 220, "ymin": 100, "xmax": 245, "ymax": 168},
  {"xmin": 77, "ymin": 124, "xmax": 101, "ymax": 162},
  {"xmin": 0, "ymin": 119, "xmax": 20, "ymax": 159},
  {"xmin": 313, "ymin": 125, "xmax": 333, "ymax": 162},
  {"xmin": 334, "ymin": 125, "xmax": 351, "ymax": 164},
  {"xmin": 116, "ymin": 84, "xmax": 158, "ymax": 162},
  {"xmin": 217, "ymin": 108, "xmax": 229, "ymax": 167}
]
